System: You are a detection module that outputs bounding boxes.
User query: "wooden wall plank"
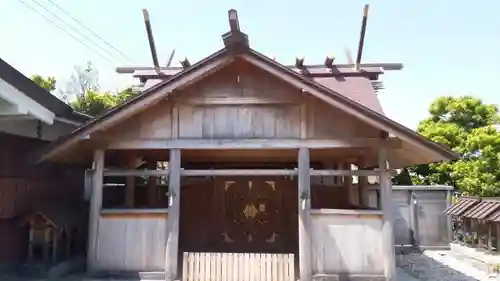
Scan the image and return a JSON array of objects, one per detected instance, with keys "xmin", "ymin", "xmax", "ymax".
[
  {"xmin": 307, "ymin": 96, "xmax": 380, "ymax": 139},
  {"xmin": 105, "ymin": 99, "xmax": 173, "ymax": 140},
  {"xmin": 178, "ymin": 104, "xmax": 301, "ymax": 139},
  {"xmin": 95, "ymin": 216, "xmax": 167, "ymax": 271},
  {"xmin": 310, "ymin": 213, "xmax": 384, "ymax": 275}
]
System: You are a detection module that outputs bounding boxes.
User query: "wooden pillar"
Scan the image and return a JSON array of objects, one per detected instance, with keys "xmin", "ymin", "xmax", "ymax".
[
  {"xmin": 52, "ymin": 229, "xmax": 59, "ymax": 261},
  {"xmin": 125, "ymin": 165, "xmax": 135, "ymax": 208},
  {"xmin": 488, "ymin": 223, "xmax": 493, "ymax": 251},
  {"xmin": 87, "ymin": 149, "xmax": 104, "ymax": 271},
  {"xmin": 28, "ymin": 223, "xmax": 34, "ymax": 261},
  {"xmin": 298, "ymin": 147, "xmax": 312, "ymax": 281},
  {"xmin": 44, "ymin": 226, "xmax": 51, "ymax": 261},
  {"xmin": 65, "ymin": 227, "xmax": 72, "ymax": 259},
  {"xmin": 343, "ymin": 162, "xmax": 355, "ymax": 206},
  {"xmin": 496, "ymin": 224, "xmax": 500, "ymax": 251},
  {"xmin": 378, "ymin": 146, "xmax": 396, "ymax": 281},
  {"xmin": 409, "ymin": 191, "xmax": 420, "ymax": 247},
  {"xmin": 446, "ymin": 190, "xmax": 453, "ymax": 243},
  {"xmin": 358, "ymin": 157, "xmax": 368, "ymax": 207},
  {"xmin": 146, "ymin": 160, "xmax": 158, "ymax": 207},
  {"xmin": 165, "ymin": 149, "xmax": 181, "ymax": 281}
]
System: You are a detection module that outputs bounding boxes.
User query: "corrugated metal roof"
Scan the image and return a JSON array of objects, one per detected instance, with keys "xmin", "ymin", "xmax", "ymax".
[{"xmin": 444, "ymin": 197, "xmax": 480, "ymax": 216}]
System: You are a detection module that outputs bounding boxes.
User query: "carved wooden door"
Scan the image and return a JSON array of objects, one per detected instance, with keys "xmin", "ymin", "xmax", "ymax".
[{"xmin": 214, "ymin": 177, "xmax": 295, "ymax": 253}]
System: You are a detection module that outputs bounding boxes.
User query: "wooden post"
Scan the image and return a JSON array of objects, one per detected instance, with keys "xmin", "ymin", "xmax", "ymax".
[
  {"xmin": 378, "ymin": 146, "xmax": 396, "ymax": 281},
  {"xmin": 52, "ymin": 229, "xmax": 58, "ymax": 261},
  {"xmin": 165, "ymin": 149, "xmax": 181, "ymax": 281},
  {"xmin": 344, "ymin": 162, "xmax": 355, "ymax": 205},
  {"xmin": 146, "ymin": 160, "xmax": 158, "ymax": 207},
  {"xmin": 358, "ymin": 156, "xmax": 368, "ymax": 207},
  {"xmin": 409, "ymin": 191, "xmax": 420, "ymax": 247},
  {"xmin": 488, "ymin": 223, "xmax": 493, "ymax": 251},
  {"xmin": 28, "ymin": 223, "xmax": 34, "ymax": 261},
  {"xmin": 497, "ymin": 224, "xmax": 500, "ymax": 251},
  {"xmin": 446, "ymin": 190, "xmax": 453, "ymax": 243},
  {"xmin": 65, "ymin": 227, "xmax": 72, "ymax": 259},
  {"xmin": 125, "ymin": 159, "xmax": 136, "ymax": 208},
  {"xmin": 298, "ymin": 147, "xmax": 312, "ymax": 281},
  {"xmin": 87, "ymin": 149, "xmax": 104, "ymax": 271},
  {"xmin": 44, "ymin": 226, "xmax": 51, "ymax": 261}
]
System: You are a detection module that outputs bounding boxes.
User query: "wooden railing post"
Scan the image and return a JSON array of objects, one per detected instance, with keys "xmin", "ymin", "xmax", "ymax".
[
  {"xmin": 378, "ymin": 146, "xmax": 396, "ymax": 281},
  {"xmin": 298, "ymin": 147, "xmax": 312, "ymax": 281},
  {"xmin": 87, "ymin": 149, "xmax": 104, "ymax": 271},
  {"xmin": 446, "ymin": 190, "xmax": 453, "ymax": 243},
  {"xmin": 165, "ymin": 148, "xmax": 181, "ymax": 281}
]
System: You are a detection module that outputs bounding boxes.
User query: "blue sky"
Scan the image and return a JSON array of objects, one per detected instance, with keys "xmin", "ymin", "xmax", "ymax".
[{"xmin": 1, "ymin": 0, "xmax": 499, "ymax": 129}]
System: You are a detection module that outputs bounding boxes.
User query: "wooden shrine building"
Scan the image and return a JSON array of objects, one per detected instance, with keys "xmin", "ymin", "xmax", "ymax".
[{"xmin": 40, "ymin": 9, "xmax": 458, "ymax": 281}]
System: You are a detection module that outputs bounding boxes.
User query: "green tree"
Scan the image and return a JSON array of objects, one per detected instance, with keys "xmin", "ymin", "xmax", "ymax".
[
  {"xmin": 398, "ymin": 96, "xmax": 500, "ymax": 196},
  {"xmin": 30, "ymin": 62, "xmax": 136, "ymax": 116},
  {"xmin": 31, "ymin": 75, "xmax": 56, "ymax": 92},
  {"xmin": 66, "ymin": 62, "xmax": 136, "ymax": 116}
]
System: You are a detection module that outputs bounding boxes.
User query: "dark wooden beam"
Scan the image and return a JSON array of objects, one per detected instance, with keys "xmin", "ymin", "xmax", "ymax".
[
  {"xmin": 324, "ymin": 56, "xmax": 335, "ymax": 68},
  {"xmin": 142, "ymin": 9, "xmax": 160, "ymax": 73},
  {"xmin": 228, "ymin": 9, "xmax": 240, "ymax": 31},
  {"xmin": 355, "ymin": 4, "xmax": 369, "ymax": 71},
  {"xmin": 222, "ymin": 9, "xmax": 249, "ymax": 50},
  {"xmin": 295, "ymin": 57, "xmax": 305, "ymax": 68},
  {"xmin": 180, "ymin": 57, "xmax": 191, "ymax": 69}
]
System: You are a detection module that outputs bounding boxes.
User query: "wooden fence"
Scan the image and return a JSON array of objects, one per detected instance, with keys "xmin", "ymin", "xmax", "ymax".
[{"xmin": 182, "ymin": 252, "xmax": 294, "ymax": 281}]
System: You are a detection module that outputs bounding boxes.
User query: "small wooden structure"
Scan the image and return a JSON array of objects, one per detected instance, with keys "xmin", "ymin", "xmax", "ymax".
[
  {"xmin": 445, "ymin": 197, "xmax": 500, "ymax": 251},
  {"xmin": 21, "ymin": 206, "xmax": 83, "ymax": 262},
  {"xmin": 40, "ymin": 9, "xmax": 457, "ymax": 281}
]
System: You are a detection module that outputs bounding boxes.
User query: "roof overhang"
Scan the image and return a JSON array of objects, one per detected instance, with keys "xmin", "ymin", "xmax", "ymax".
[
  {"xmin": 39, "ymin": 47, "xmax": 459, "ymax": 168},
  {"xmin": 0, "ymin": 77, "xmax": 55, "ymax": 124}
]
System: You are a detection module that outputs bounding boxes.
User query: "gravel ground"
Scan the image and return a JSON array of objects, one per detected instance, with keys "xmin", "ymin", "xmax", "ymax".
[{"xmin": 397, "ymin": 250, "xmax": 496, "ymax": 281}]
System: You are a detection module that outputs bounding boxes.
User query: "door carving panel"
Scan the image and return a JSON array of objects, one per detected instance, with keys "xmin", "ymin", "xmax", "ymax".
[{"xmin": 215, "ymin": 177, "xmax": 294, "ymax": 253}]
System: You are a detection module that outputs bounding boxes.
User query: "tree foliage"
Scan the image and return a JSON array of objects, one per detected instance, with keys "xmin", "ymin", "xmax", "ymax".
[
  {"xmin": 30, "ymin": 61, "xmax": 136, "ymax": 116},
  {"xmin": 31, "ymin": 75, "xmax": 56, "ymax": 92},
  {"xmin": 66, "ymin": 61, "xmax": 135, "ymax": 116},
  {"xmin": 397, "ymin": 96, "xmax": 500, "ymax": 196}
]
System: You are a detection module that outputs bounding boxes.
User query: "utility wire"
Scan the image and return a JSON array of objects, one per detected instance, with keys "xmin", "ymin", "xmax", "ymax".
[
  {"xmin": 17, "ymin": 0, "xmax": 118, "ymax": 66},
  {"xmin": 26, "ymin": 0, "xmax": 126, "ymax": 64},
  {"xmin": 44, "ymin": 0, "xmax": 137, "ymax": 64}
]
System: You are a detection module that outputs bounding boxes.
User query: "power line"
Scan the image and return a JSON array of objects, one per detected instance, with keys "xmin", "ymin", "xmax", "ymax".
[
  {"xmin": 17, "ymin": 0, "xmax": 118, "ymax": 66},
  {"xmin": 25, "ymin": 0, "xmax": 127, "ymax": 64},
  {"xmin": 44, "ymin": 0, "xmax": 137, "ymax": 64}
]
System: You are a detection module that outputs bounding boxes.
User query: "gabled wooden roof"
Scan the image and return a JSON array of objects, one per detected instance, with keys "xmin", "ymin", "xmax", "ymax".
[{"xmin": 39, "ymin": 43, "xmax": 459, "ymax": 167}]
